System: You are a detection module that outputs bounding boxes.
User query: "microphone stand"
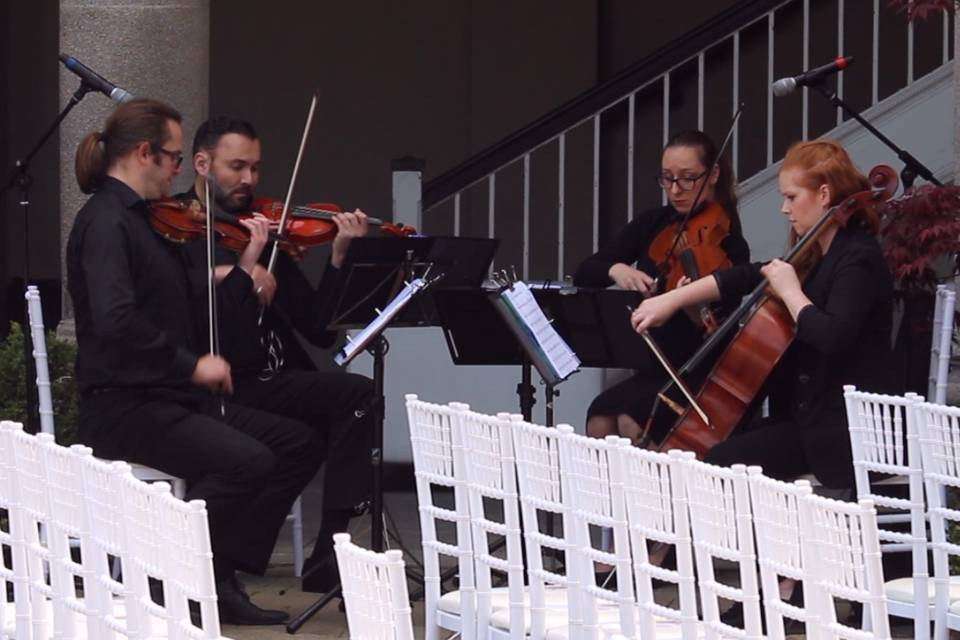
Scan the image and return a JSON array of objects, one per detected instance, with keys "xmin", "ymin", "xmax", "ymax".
[
  {"xmin": 0, "ymin": 79, "xmax": 96, "ymax": 432},
  {"xmin": 807, "ymin": 80, "xmax": 942, "ymax": 190}
]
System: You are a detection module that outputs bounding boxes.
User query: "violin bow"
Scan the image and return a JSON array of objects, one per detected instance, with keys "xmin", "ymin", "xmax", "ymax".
[
  {"xmin": 203, "ymin": 176, "xmax": 226, "ymax": 416},
  {"xmin": 265, "ymin": 90, "xmax": 319, "ymax": 277},
  {"xmin": 658, "ymin": 103, "xmax": 744, "ymax": 274}
]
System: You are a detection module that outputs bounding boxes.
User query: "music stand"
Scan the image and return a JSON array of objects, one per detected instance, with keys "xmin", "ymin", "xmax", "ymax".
[{"xmin": 286, "ymin": 236, "xmax": 497, "ymax": 633}]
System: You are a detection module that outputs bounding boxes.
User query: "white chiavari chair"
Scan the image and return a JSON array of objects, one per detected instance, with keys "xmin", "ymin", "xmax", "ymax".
[
  {"xmin": 745, "ymin": 467, "xmax": 818, "ymax": 640},
  {"xmin": 334, "ymin": 532, "xmax": 415, "ymax": 640},
  {"xmin": 799, "ymin": 493, "xmax": 891, "ymax": 640},
  {"xmin": 611, "ymin": 446, "xmax": 701, "ymax": 640},
  {"xmin": 679, "ymin": 455, "xmax": 763, "ymax": 640},
  {"xmin": 405, "ymin": 395, "xmax": 475, "ymax": 640},
  {"xmin": 843, "ymin": 386, "xmax": 930, "ymax": 638}
]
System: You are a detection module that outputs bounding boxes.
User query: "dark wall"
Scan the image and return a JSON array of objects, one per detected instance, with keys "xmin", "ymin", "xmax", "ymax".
[{"xmin": 0, "ymin": 0, "xmax": 61, "ymax": 333}]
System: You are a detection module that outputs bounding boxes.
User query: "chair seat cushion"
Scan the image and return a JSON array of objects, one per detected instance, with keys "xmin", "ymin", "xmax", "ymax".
[
  {"xmin": 437, "ymin": 584, "xmax": 570, "ymax": 616},
  {"xmin": 886, "ymin": 575, "xmax": 960, "ymax": 602}
]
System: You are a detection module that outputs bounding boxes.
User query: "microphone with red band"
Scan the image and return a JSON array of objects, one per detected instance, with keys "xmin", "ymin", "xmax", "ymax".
[{"xmin": 772, "ymin": 56, "xmax": 853, "ymax": 97}]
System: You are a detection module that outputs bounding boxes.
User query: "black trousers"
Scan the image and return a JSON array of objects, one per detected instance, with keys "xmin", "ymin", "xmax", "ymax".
[
  {"xmin": 704, "ymin": 417, "xmax": 855, "ymax": 489},
  {"xmin": 231, "ymin": 369, "xmax": 374, "ymax": 512},
  {"xmin": 78, "ymin": 388, "xmax": 324, "ymax": 578}
]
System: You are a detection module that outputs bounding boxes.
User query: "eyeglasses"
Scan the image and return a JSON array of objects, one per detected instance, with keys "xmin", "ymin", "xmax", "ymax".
[
  {"xmin": 155, "ymin": 147, "xmax": 184, "ymax": 169},
  {"xmin": 656, "ymin": 171, "xmax": 707, "ymax": 192}
]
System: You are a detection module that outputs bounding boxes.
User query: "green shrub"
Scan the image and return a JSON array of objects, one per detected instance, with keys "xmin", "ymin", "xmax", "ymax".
[{"xmin": 0, "ymin": 322, "xmax": 78, "ymax": 445}]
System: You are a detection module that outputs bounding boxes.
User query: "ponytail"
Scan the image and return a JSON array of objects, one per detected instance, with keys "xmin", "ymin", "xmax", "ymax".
[
  {"xmin": 75, "ymin": 132, "xmax": 108, "ymax": 194},
  {"xmin": 74, "ymin": 98, "xmax": 182, "ymax": 193}
]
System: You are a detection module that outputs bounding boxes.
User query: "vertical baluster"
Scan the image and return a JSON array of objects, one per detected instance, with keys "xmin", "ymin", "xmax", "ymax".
[
  {"xmin": 767, "ymin": 10, "xmax": 775, "ymax": 166},
  {"xmin": 488, "ymin": 174, "xmax": 495, "ymax": 241},
  {"xmin": 802, "ymin": 0, "xmax": 809, "ymax": 140},
  {"xmin": 454, "ymin": 192, "xmax": 461, "ymax": 237},
  {"xmin": 732, "ymin": 31, "xmax": 740, "ymax": 178},
  {"xmin": 627, "ymin": 92, "xmax": 635, "ymax": 224},
  {"xmin": 873, "ymin": 0, "xmax": 880, "ymax": 105},
  {"xmin": 662, "ymin": 72, "xmax": 670, "ymax": 207},
  {"xmin": 593, "ymin": 114, "xmax": 601, "ymax": 253},
  {"xmin": 523, "ymin": 153, "xmax": 531, "ymax": 280},
  {"xmin": 838, "ymin": 0, "xmax": 845, "ymax": 126},
  {"xmin": 697, "ymin": 52, "xmax": 705, "ymax": 130},
  {"xmin": 907, "ymin": 3, "xmax": 915, "ymax": 84},
  {"xmin": 943, "ymin": 7, "xmax": 950, "ymax": 65},
  {"xmin": 558, "ymin": 134, "xmax": 566, "ymax": 280}
]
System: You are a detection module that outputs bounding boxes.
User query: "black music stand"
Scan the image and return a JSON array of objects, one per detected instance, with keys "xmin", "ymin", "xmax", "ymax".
[{"xmin": 286, "ymin": 236, "xmax": 497, "ymax": 634}]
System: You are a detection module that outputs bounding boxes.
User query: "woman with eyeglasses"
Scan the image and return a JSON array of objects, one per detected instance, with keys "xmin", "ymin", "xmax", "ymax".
[{"xmin": 573, "ymin": 129, "xmax": 750, "ymax": 447}]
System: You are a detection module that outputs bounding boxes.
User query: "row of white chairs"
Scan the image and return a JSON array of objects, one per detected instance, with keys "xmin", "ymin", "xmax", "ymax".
[
  {"xmin": 845, "ymin": 386, "xmax": 960, "ymax": 640},
  {"xmin": 0, "ymin": 420, "xmax": 231, "ymax": 640},
  {"xmin": 404, "ymin": 394, "xmax": 895, "ymax": 640}
]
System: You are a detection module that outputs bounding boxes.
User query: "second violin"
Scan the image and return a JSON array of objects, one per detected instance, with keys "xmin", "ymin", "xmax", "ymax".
[{"xmin": 248, "ymin": 197, "xmax": 415, "ymax": 247}]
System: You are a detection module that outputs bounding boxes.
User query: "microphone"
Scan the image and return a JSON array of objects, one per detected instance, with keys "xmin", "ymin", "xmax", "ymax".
[
  {"xmin": 772, "ymin": 55, "xmax": 854, "ymax": 97},
  {"xmin": 59, "ymin": 54, "xmax": 134, "ymax": 104}
]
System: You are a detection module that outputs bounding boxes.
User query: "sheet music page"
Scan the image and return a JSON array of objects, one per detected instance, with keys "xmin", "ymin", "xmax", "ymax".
[{"xmin": 500, "ymin": 281, "xmax": 580, "ymax": 380}]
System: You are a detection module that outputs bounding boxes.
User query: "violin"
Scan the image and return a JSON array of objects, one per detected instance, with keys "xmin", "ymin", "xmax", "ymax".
[
  {"xmin": 247, "ymin": 197, "xmax": 416, "ymax": 247},
  {"xmin": 147, "ymin": 198, "xmax": 300, "ymax": 256},
  {"xmin": 647, "ymin": 200, "xmax": 734, "ymax": 333},
  {"xmin": 651, "ymin": 165, "xmax": 899, "ymax": 458}
]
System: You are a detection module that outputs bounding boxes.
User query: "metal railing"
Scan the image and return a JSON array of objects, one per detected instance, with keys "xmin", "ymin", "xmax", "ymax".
[{"xmin": 411, "ymin": 0, "xmax": 954, "ymax": 281}]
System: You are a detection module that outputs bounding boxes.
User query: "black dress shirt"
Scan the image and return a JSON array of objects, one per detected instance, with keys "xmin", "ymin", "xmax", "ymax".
[{"xmin": 66, "ymin": 177, "xmax": 252, "ymax": 393}]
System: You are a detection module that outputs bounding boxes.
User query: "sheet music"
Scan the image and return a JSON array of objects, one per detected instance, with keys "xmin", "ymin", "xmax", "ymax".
[
  {"xmin": 335, "ymin": 278, "xmax": 428, "ymax": 366},
  {"xmin": 499, "ymin": 281, "xmax": 580, "ymax": 382}
]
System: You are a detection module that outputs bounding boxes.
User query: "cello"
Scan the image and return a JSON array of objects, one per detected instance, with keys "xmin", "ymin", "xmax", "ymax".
[{"xmin": 649, "ymin": 164, "xmax": 899, "ymax": 457}]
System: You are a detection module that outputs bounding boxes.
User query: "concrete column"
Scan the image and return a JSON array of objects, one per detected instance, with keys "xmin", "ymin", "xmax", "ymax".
[
  {"xmin": 955, "ymin": 11, "xmax": 960, "ymax": 184},
  {"xmin": 58, "ymin": 0, "xmax": 209, "ymax": 335}
]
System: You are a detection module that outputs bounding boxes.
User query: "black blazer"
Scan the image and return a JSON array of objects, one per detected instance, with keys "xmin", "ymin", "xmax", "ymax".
[{"xmin": 714, "ymin": 223, "xmax": 898, "ymax": 485}]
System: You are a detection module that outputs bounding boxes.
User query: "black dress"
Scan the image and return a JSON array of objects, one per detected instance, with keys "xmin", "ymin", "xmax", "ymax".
[
  {"xmin": 573, "ymin": 204, "xmax": 750, "ymax": 436},
  {"xmin": 705, "ymin": 223, "xmax": 898, "ymax": 488}
]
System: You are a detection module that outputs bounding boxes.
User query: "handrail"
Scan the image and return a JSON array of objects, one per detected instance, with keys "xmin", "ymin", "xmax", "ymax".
[{"xmin": 422, "ymin": 0, "xmax": 784, "ymax": 209}]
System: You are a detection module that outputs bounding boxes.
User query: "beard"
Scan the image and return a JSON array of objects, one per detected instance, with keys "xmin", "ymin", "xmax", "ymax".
[{"xmin": 208, "ymin": 178, "xmax": 253, "ymax": 213}]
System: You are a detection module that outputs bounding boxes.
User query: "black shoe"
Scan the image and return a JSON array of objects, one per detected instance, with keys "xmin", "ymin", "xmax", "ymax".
[
  {"xmin": 301, "ymin": 548, "xmax": 340, "ymax": 594},
  {"xmin": 217, "ymin": 576, "xmax": 288, "ymax": 625}
]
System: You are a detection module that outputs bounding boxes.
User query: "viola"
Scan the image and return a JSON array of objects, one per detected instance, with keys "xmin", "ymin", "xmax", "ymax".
[
  {"xmin": 647, "ymin": 201, "xmax": 734, "ymax": 333},
  {"xmin": 147, "ymin": 198, "xmax": 300, "ymax": 256},
  {"xmin": 248, "ymin": 197, "xmax": 416, "ymax": 247},
  {"xmin": 652, "ymin": 165, "xmax": 899, "ymax": 458}
]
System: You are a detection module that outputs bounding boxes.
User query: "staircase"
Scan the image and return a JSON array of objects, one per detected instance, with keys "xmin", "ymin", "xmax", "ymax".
[{"xmin": 377, "ymin": 0, "xmax": 955, "ymax": 463}]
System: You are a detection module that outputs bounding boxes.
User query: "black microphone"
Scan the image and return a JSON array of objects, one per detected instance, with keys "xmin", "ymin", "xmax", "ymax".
[
  {"xmin": 772, "ymin": 56, "xmax": 854, "ymax": 97},
  {"xmin": 59, "ymin": 54, "xmax": 134, "ymax": 104}
]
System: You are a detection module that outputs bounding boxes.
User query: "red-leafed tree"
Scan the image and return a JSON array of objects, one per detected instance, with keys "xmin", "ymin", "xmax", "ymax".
[{"xmin": 887, "ymin": 0, "xmax": 956, "ymax": 21}]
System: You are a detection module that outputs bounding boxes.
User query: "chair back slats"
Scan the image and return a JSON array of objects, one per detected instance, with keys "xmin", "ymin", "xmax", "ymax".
[
  {"xmin": 746, "ymin": 467, "xmax": 818, "ymax": 640},
  {"xmin": 844, "ymin": 386, "xmax": 930, "ymax": 638},
  {"xmin": 404, "ymin": 395, "xmax": 475, "ymax": 640},
  {"xmin": 800, "ymin": 494, "xmax": 891, "ymax": 640},
  {"xmin": 912, "ymin": 400, "xmax": 960, "ymax": 639},
  {"xmin": 456, "ymin": 409, "xmax": 525, "ymax": 639},
  {"xmin": 560, "ymin": 431, "xmax": 634, "ymax": 639},
  {"xmin": 681, "ymin": 455, "xmax": 764, "ymax": 639},
  {"xmin": 612, "ymin": 446, "xmax": 700, "ymax": 639},
  {"xmin": 334, "ymin": 533, "xmax": 416, "ymax": 640},
  {"xmin": 510, "ymin": 418, "xmax": 580, "ymax": 640}
]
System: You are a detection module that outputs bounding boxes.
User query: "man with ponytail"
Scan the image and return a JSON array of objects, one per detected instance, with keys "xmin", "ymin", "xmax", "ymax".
[{"xmin": 67, "ymin": 98, "xmax": 324, "ymax": 626}]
